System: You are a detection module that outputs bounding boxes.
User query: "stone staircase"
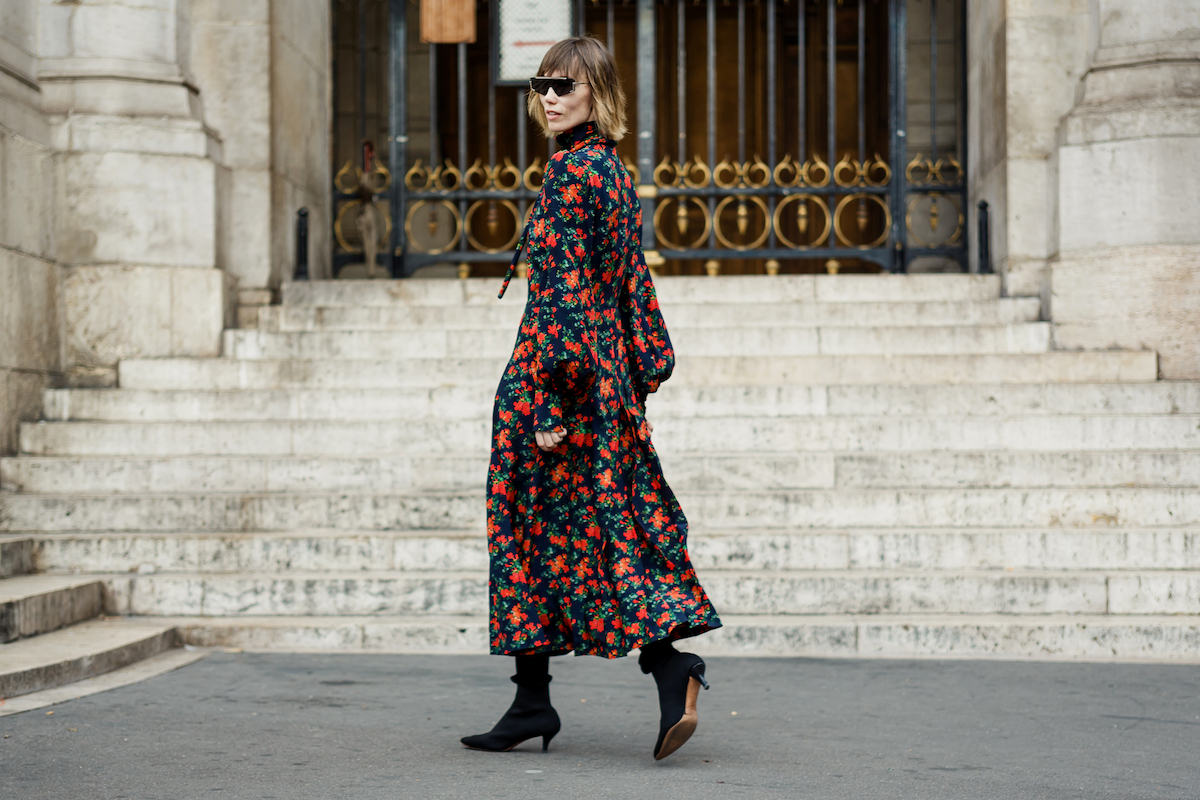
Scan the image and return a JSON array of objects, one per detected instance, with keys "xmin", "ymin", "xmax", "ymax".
[
  {"xmin": 0, "ymin": 534, "xmax": 181, "ymax": 703},
  {"xmin": 2, "ymin": 274, "xmax": 1198, "ymax": 662}
]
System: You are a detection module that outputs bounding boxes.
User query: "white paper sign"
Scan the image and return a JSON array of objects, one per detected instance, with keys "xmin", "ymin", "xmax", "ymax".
[{"xmin": 497, "ymin": 0, "xmax": 574, "ymax": 83}]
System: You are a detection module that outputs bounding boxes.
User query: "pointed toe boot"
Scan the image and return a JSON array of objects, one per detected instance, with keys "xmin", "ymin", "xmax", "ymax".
[
  {"xmin": 461, "ymin": 676, "xmax": 562, "ymax": 753},
  {"xmin": 644, "ymin": 651, "xmax": 710, "ymax": 760}
]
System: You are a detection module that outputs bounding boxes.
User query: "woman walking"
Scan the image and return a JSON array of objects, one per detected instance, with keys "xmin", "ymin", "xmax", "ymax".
[{"xmin": 461, "ymin": 37, "xmax": 722, "ymax": 761}]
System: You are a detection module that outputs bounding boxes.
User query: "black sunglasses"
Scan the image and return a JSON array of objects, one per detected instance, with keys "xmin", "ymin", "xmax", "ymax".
[{"xmin": 529, "ymin": 77, "xmax": 590, "ymax": 96}]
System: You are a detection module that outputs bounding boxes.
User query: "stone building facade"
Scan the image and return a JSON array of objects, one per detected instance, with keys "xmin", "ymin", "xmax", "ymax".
[
  {"xmin": 1, "ymin": 0, "xmax": 1198, "ymax": 668},
  {"xmin": 2, "ymin": 0, "xmax": 1197, "ymax": 455}
]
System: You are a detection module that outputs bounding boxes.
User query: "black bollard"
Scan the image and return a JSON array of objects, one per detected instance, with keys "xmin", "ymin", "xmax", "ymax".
[
  {"xmin": 976, "ymin": 200, "xmax": 992, "ymax": 274},
  {"xmin": 295, "ymin": 208, "xmax": 310, "ymax": 280}
]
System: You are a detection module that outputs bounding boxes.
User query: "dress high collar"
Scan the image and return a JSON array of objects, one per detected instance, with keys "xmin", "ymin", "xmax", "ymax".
[{"xmin": 556, "ymin": 120, "xmax": 605, "ymax": 150}]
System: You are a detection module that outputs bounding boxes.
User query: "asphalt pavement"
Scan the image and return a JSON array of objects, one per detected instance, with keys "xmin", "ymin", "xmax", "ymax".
[{"xmin": 2, "ymin": 651, "xmax": 1198, "ymax": 800}]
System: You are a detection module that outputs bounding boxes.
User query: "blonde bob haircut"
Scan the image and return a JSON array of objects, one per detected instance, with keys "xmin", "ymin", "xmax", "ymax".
[{"xmin": 527, "ymin": 36, "xmax": 627, "ymax": 142}]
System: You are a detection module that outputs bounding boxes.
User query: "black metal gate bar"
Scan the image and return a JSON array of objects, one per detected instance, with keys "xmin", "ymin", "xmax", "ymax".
[
  {"xmin": 516, "ymin": 91, "xmax": 528, "ymax": 234},
  {"xmin": 798, "ymin": 0, "xmax": 805, "ymax": 171},
  {"xmin": 929, "ymin": 0, "xmax": 937, "ymax": 165},
  {"xmin": 388, "ymin": 0, "xmax": 407, "ymax": 276},
  {"xmin": 364, "ymin": 0, "xmax": 971, "ymax": 277},
  {"xmin": 889, "ymin": 0, "xmax": 907, "ymax": 272},
  {"xmin": 737, "ymin": 0, "xmax": 745, "ymax": 167},
  {"xmin": 826, "ymin": 0, "xmax": 835, "ymax": 178},
  {"xmin": 705, "ymin": 0, "xmax": 716, "ymax": 250},
  {"xmin": 359, "ymin": 0, "xmax": 368, "ymax": 145},
  {"xmin": 857, "ymin": 0, "xmax": 865, "ymax": 165},
  {"xmin": 677, "ymin": 0, "xmax": 685, "ymax": 174},
  {"xmin": 766, "ymin": 0, "xmax": 776, "ymax": 250},
  {"xmin": 607, "ymin": 0, "xmax": 615, "ymax": 55},
  {"xmin": 637, "ymin": 0, "xmax": 656, "ymax": 249},
  {"xmin": 457, "ymin": 43, "xmax": 468, "ymax": 259},
  {"xmin": 429, "ymin": 44, "xmax": 439, "ymax": 166}
]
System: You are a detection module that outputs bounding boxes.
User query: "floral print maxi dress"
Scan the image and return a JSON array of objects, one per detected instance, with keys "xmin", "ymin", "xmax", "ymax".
[{"xmin": 487, "ymin": 121, "xmax": 722, "ymax": 658}]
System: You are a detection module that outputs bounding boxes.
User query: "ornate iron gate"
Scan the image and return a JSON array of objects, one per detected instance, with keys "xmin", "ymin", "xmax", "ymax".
[{"xmin": 332, "ymin": 0, "xmax": 966, "ymax": 278}]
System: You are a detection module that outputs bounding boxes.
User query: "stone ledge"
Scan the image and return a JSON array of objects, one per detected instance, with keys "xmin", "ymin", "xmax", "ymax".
[
  {"xmin": 0, "ymin": 618, "xmax": 178, "ymax": 699},
  {"xmin": 161, "ymin": 614, "xmax": 1200, "ymax": 662}
]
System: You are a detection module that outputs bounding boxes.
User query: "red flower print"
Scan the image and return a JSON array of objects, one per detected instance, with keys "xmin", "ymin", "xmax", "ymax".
[{"xmin": 485, "ymin": 121, "xmax": 720, "ymax": 658}]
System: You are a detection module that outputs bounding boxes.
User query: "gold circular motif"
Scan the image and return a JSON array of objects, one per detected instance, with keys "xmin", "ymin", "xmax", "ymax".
[
  {"xmin": 334, "ymin": 199, "xmax": 393, "ymax": 254},
  {"xmin": 335, "ymin": 161, "xmax": 360, "ymax": 194},
  {"xmin": 653, "ymin": 155, "xmax": 682, "ymax": 188},
  {"xmin": 404, "ymin": 200, "xmax": 462, "ymax": 254},
  {"xmin": 436, "ymin": 159, "xmax": 462, "ymax": 192},
  {"xmin": 833, "ymin": 193, "xmax": 892, "ymax": 249},
  {"xmin": 806, "ymin": 154, "xmax": 832, "ymax": 188},
  {"xmin": 464, "ymin": 199, "xmax": 522, "ymax": 254},
  {"xmin": 652, "ymin": 196, "xmax": 712, "ymax": 251},
  {"xmin": 523, "ymin": 158, "xmax": 545, "ymax": 191},
  {"xmin": 772, "ymin": 194, "xmax": 832, "ymax": 249},
  {"xmin": 905, "ymin": 193, "xmax": 964, "ymax": 248},
  {"xmin": 773, "ymin": 155, "xmax": 802, "ymax": 188},
  {"xmin": 464, "ymin": 158, "xmax": 488, "ymax": 190},
  {"xmin": 713, "ymin": 195, "xmax": 771, "ymax": 250}
]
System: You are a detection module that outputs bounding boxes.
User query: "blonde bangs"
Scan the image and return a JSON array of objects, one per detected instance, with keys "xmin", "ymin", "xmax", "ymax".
[{"xmin": 527, "ymin": 37, "xmax": 627, "ymax": 142}]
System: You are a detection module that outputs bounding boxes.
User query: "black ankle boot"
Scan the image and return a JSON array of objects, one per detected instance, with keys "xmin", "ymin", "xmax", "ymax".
[
  {"xmin": 639, "ymin": 643, "xmax": 710, "ymax": 760},
  {"xmin": 460, "ymin": 675, "xmax": 562, "ymax": 752}
]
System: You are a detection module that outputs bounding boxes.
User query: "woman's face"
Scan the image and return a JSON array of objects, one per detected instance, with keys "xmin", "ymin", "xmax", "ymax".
[{"xmin": 539, "ymin": 68, "xmax": 596, "ymax": 133}]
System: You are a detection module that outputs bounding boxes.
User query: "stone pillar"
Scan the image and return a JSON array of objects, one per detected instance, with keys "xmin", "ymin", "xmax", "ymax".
[
  {"xmin": 967, "ymin": 0, "xmax": 1092, "ymax": 300},
  {"xmin": 39, "ymin": 0, "xmax": 235, "ymax": 386},
  {"xmin": 270, "ymin": 0, "xmax": 332, "ymax": 284},
  {"xmin": 189, "ymin": 0, "xmax": 331, "ymax": 321},
  {"xmin": 1051, "ymin": 0, "xmax": 1200, "ymax": 378},
  {"xmin": 0, "ymin": 0, "xmax": 62, "ymax": 454},
  {"xmin": 190, "ymin": 0, "xmax": 273, "ymax": 306}
]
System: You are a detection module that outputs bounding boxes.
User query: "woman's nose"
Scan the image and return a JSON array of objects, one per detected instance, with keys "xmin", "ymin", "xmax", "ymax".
[{"xmin": 545, "ymin": 88, "xmax": 559, "ymax": 102}]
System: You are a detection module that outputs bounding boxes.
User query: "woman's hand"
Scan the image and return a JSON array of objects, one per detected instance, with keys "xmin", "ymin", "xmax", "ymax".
[{"xmin": 535, "ymin": 427, "xmax": 567, "ymax": 452}]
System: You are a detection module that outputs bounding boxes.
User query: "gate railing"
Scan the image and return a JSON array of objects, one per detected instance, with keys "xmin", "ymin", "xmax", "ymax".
[{"xmin": 335, "ymin": 0, "xmax": 967, "ymax": 277}]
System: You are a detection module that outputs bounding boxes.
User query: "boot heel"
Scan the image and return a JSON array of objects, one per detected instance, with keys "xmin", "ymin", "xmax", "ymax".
[
  {"xmin": 689, "ymin": 662, "xmax": 710, "ymax": 690},
  {"xmin": 542, "ymin": 732, "xmax": 555, "ymax": 752}
]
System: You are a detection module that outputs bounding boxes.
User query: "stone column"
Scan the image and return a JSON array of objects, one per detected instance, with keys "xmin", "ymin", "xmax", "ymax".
[
  {"xmin": 188, "ymin": 0, "xmax": 331, "ymax": 321},
  {"xmin": 0, "ymin": 0, "xmax": 62, "ymax": 454},
  {"xmin": 967, "ymin": 0, "xmax": 1092, "ymax": 299},
  {"xmin": 190, "ymin": 0, "xmax": 273, "ymax": 311},
  {"xmin": 39, "ymin": 0, "xmax": 235, "ymax": 386},
  {"xmin": 1051, "ymin": 0, "xmax": 1200, "ymax": 378},
  {"xmin": 270, "ymin": 0, "xmax": 332, "ymax": 284}
]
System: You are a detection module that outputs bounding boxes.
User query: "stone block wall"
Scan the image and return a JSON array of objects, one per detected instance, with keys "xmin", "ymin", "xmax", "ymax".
[
  {"xmin": 0, "ymin": 0, "xmax": 62, "ymax": 455},
  {"xmin": 1051, "ymin": 0, "xmax": 1200, "ymax": 378}
]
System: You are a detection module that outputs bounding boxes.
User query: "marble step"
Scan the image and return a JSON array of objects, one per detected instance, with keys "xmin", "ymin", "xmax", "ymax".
[
  {"xmin": 261, "ymin": 297, "xmax": 1043, "ymax": 332},
  {"xmin": 4, "ymin": 487, "xmax": 1198, "ymax": 532},
  {"xmin": 0, "ymin": 574, "xmax": 103, "ymax": 642},
  {"xmin": 116, "ymin": 351, "xmax": 1158, "ymax": 390},
  {"xmin": 222, "ymin": 323, "xmax": 1054, "ymax": 360},
  {"xmin": 39, "ymin": 383, "xmax": 1200, "ymax": 422},
  {"xmin": 95, "ymin": 568, "xmax": 1200, "ymax": 617},
  {"xmin": 1, "ymin": 536, "xmax": 34, "ymax": 578},
  {"xmin": 281, "ymin": 274, "xmax": 1004, "ymax": 308},
  {"xmin": 27, "ymin": 527, "xmax": 1200, "ymax": 575},
  {"xmin": 166, "ymin": 612, "xmax": 1200, "ymax": 661},
  {"xmin": 0, "ymin": 618, "xmax": 179, "ymax": 699},
  {"xmin": 4, "ymin": 451, "xmax": 1199, "ymax": 494},
  {"xmin": 19, "ymin": 415, "xmax": 1200, "ymax": 456}
]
